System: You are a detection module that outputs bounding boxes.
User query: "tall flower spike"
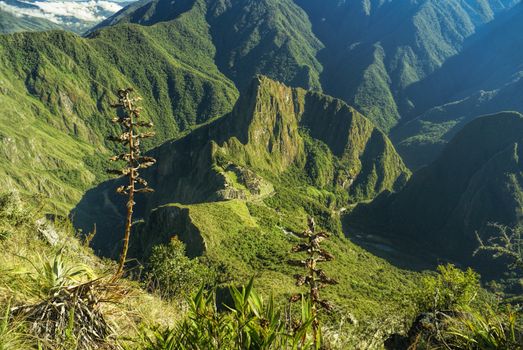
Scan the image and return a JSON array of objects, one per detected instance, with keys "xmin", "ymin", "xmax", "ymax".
[
  {"xmin": 288, "ymin": 217, "xmax": 338, "ymax": 349},
  {"xmin": 106, "ymin": 88, "xmax": 156, "ymax": 280}
]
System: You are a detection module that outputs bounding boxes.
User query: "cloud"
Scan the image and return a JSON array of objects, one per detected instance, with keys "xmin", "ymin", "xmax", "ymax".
[{"xmin": 0, "ymin": 0, "xmax": 122, "ymax": 24}]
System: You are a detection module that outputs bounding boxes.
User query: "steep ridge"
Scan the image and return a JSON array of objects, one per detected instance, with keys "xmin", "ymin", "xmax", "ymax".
[
  {"xmin": 294, "ymin": 0, "xmax": 519, "ymax": 131},
  {"xmin": 394, "ymin": 2, "xmax": 523, "ymax": 168},
  {"xmin": 346, "ymin": 112, "xmax": 523, "ymax": 269},
  {"xmin": 93, "ymin": 0, "xmax": 519, "ymax": 132},
  {"xmin": 92, "ymin": 0, "xmax": 324, "ymax": 92},
  {"xmin": 72, "ymin": 76, "xmax": 409, "ymax": 255},
  {"xmin": 0, "ymin": 4, "xmax": 238, "ymax": 211},
  {"xmin": 90, "ymin": 0, "xmax": 196, "ymax": 29},
  {"xmin": 205, "ymin": 0, "xmax": 323, "ymax": 90}
]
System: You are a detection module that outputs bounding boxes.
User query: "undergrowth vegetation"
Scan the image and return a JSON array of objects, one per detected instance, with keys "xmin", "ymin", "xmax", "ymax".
[
  {"xmin": 0, "ymin": 192, "xmax": 179, "ymax": 349},
  {"xmin": 0, "ymin": 192, "xmax": 521, "ymax": 349}
]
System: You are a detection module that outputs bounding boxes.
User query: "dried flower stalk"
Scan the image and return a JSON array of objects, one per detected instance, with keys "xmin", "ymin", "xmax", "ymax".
[
  {"xmin": 107, "ymin": 88, "xmax": 156, "ymax": 279},
  {"xmin": 289, "ymin": 217, "xmax": 337, "ymax": 348}
]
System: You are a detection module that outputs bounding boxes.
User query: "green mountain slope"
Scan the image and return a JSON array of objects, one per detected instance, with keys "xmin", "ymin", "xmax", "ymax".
[
  {"xmin": 130, "ymin": 199, "xmax": 422, "ymax": 325},
  {"xmin": 294, "ymin": 0, "xmax": 519, "ymax": 131},
  {"xmin": 0, "ymin": 8, "xmax": 61, "ymax": 33},
  {"xmin": 93, "ymin": 0, "xmax": 324, "ymax": 92},
  {"xmin": 347, "ymin": 112, "xmax": 523, "ymax": 269},
  {"xmin": 72, "ymin": 76, "xmax": 409, "ymax": 254},
  {"xmin": 394, "ymin": 3, "xmax": 523, "ymax": 168},
  {"xmin": 71, "ymin": 77, "xmax": 417, "ymax": 329},
  {"xmin": 93, "ymin": 0, "xmax": 519, "ymax": 133},
  {"xmin": 0, "ymin": 5, "xmax": 238, "ymax": 212}
]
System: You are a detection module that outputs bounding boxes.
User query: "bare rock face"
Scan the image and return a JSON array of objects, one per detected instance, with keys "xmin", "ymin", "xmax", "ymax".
[{"xmin": 36, "ymin": 218, "xmax": 60, "ymax": 246}]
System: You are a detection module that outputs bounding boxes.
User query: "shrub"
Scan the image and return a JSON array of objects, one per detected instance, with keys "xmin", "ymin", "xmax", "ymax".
[
  {"xmin": 136, "ymin": 279, "xmax": 314, "ymax": 350},
  {"xmin": 19, "ymin": 248, "xmax": 96, "ymax": 299},
  {"xmin": 0, "ymin": 191, "xmax": 39, "ymax": 229},
  {"xmin": 417, "ymin": 264, "xmax": 481, "ymax": 312},
  {"xmin": 145, "ymin": 238, "xmax": 210, "ymax": 300}
]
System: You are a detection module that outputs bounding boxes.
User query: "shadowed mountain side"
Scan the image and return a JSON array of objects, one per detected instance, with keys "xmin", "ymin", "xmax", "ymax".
[
  {"xmin": 72, "ymin": 76, "xmax": 409, "ymax": 257},
  {"xmin": 294, "ymin": 0, "xmax": 520, "ymax": 131},
  {"xmin": 345, "ymin": 111, "xmax": 523, "ymax": 275},
  {"xmin": 406, "ymin": 2, "xmax": 523, "ymax": 117},
  {"xmin": 394, "ymin": 3, "xmax": 523, "ymax": 167},
  {"xmin": 394, "ymin": 78, "xmax": 523, "ymax": 169}
]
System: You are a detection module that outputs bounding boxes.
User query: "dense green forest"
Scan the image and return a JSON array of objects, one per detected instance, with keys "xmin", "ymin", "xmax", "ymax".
[{"xmin": 0, "ymin": 0, "xmax": 522, "ymax": 348}]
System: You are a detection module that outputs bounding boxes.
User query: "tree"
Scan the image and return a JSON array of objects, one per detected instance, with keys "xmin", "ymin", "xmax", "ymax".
[{"xmin": 475, "ymin": 223, "xmax": 523, "ymax": 272}]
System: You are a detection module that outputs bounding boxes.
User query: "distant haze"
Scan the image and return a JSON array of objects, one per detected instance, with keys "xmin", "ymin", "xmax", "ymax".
[{"xmin": 0, "ymin": 0, "xmax": 127, "ymax": 30}]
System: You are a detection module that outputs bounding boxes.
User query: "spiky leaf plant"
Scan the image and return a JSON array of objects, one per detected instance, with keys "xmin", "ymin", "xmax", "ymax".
[
  {"xmin": 288, "ymin": 217, "xmax": 337, "ymax": 349},
  {"xmin": 20, "ymin": 248, "xmax": 96, "ymax": 299},
  {"xmin": 139, "ymin": 279, "xmax": 291, "ymax": 350},
  {"xmin": 107, "ymin": 88, "xmax": 156, "ymax": 279}
]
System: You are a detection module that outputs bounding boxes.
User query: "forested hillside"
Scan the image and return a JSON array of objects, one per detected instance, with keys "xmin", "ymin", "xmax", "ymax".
[{"xmin": 0, "ymin": 0, "xmax": 521, "ymax": 348}]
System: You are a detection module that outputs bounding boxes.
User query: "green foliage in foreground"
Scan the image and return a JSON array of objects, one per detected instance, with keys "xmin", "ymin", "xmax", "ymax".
[
  {"xmin": 417, "ymin": 264, "xmax": 482, "ymax": 313},
  {"xmin": 0, "ymin": 193, "xmax": 181, "ymax": 349},
  {"xmin": 386, "ymin": 263, "xmax": 522, "ymax": 349},
  {"xmin": 447, "ymin": 305, "xmax": 522, "ymax": 349},
  {"xmin": 0, "ymin": 192, "xmax": 521, "ymax": 349},
  {"xmin": 135, "ymin": 279, "xmax": 317, "ymax": 350},
  {"xmin": 144, "ymin": 238, "xmax": 211, "ymax": 299}
]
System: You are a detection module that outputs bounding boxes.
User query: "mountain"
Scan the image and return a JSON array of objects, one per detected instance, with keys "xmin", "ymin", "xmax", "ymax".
[
  {"xmin": 72, "ymin": 76, "xmax": 409, "ymax": 255},
  {"xmin": 0, "ymin": 0, "xmax": 127, "ymax": 34},
  {"xmin": 0, "ymin": 8, "xmax": 61, "ymax": 33},
  {"xmin": 394, "ymin": 2, "xmax": 523, "ymax": 168},
  {"xmin": 294, "ymin": 0, "xmax": 520, "ymax": 131},
  {"xmin": 0, "ymin": 5, "xmax": 238, "ymax": 212},
  {"xmin": 346, "ymin": 111, "xmax": 523, "ymax": 271},
  {"xmin": 92, "ymin": 0, "xmax": 520, "ymax": 133},
  {"xmin": 0, "ymin": 0, "xmax": 521, "ymax": 265},
  {"xmin": 69, "ymin": 77, "xmax": 417, "ymax": 326},
  {"xmin": 1, "ymin": 0, "xmax": 523, "ymax": 347},
  {"xmin": 92, "ymin": 0, "xmax": 324, "ymax": 92},
  {"xmin": 2, "ymin": 0, "xmax": 521, "ymax": 179}
]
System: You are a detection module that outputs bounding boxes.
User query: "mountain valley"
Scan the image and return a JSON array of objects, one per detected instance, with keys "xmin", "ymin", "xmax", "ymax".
[{"xmin": 0, "ymin": 0, "xmax": 522, "ymax": 348}]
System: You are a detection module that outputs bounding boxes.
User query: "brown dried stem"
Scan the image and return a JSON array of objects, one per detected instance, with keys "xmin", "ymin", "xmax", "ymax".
[
  {"xmin": 288, "ymin": 217, "xmax": 337, "ymax": 349},
  {"xmin": 107, "ymin": 88, "xmax": 156, "ymax": 280}
]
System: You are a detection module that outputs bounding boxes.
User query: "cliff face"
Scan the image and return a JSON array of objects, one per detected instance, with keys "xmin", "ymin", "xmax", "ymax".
[{"xmin": 73, "ymin": 76, "xmax": 409, "ymax": 256}]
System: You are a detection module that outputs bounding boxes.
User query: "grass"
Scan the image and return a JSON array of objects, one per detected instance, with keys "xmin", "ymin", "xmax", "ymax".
[
  {"xmin": 140, "ymin": 198, "xmax": 423, "ymax": 330},
  {"xmin": 0, "ymin": 192, "xmax": 181, "ymax": 348}
]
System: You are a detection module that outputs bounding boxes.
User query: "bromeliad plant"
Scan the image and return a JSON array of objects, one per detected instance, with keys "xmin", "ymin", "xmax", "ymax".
[
  {"xmin": 140, "ymin": 279, "xmax": 288, "ymax": 350},
  {"xmin": 288, "ymin": 217, "xmax": 337, "ymax": 349},
  {"xmin": 107, "ymin": 88, "xmax": 156, "ymax": 279}
]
